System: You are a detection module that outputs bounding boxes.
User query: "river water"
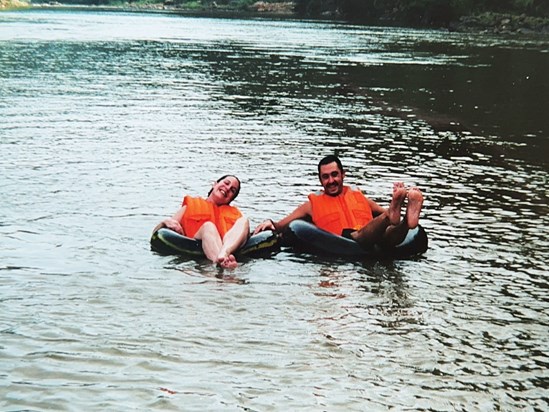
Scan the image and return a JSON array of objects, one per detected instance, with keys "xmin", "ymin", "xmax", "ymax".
[{"xmin": 1, "ymin": 9, "xmax": 548, "ymax": 411}]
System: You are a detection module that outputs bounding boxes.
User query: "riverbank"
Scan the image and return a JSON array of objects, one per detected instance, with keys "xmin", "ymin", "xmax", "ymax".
[
  {"xmin": 452, "ymin": 12, "xmax": 549, "ymax": 35},
  {"xmin": 2, "ymin": 0, "xmax": 549, "ymax": 35},
  {"xmin": 1, "ymin": 0, "xmax": 298, "ymax": 18},
  {"xmin": 0, "ymin": 0, "xmax": 29, "ymax": 9}
]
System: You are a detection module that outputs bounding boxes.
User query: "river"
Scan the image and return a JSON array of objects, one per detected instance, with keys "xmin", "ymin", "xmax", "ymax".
[{"xmin": 0, "ymin": 9, "xmax": 548, "ymax": 411}]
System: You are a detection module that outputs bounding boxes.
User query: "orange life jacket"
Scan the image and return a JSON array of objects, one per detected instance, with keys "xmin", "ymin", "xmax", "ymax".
[
  {"xmin": 181, "ymin": 196, "xmax": 242, "ymax": 238},
  {"xmin": 308, "ymin": 186, "xmax": 373, "ymax": 235}
]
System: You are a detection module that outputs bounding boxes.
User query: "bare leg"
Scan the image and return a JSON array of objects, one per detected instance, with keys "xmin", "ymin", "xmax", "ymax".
[
  {"xmin": 217, "ymin": 217, "xmax": 250, "ymax": 269},
  {"xmin": 351, "ymin": 212, "xmax": 391, "ymax": 248},
  {"xmin": 352, "ymin": 183, "xmax": 410, "ymax": 249},
  {"xmin": 379, "ymin": 220, "xmax": 409, "ymax": 248},
  {"xmin": 406, "ymin": 187, "xmax": 423, "ymax": 229},
  {"xmin": 389, "ymin": 182, "xmax": 407, "ymax": 225},
  {"xmin": 194, "ymin": 222, "xmax": 223, "ymax": 263}
]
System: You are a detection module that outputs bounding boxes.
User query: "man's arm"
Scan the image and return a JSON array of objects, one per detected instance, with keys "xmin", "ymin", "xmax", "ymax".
[
  {"xmin": 366, "ymin": 197, "xmax": 387, "ymax": 217},
  {"xmin": 253, "ymin": 201, "xmax": 312, "ymax": 234}
]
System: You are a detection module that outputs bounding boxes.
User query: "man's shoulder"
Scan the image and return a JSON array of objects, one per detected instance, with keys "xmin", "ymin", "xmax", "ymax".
[
  {"xmin": 344, "ymin": 185, "xmax": 366, "ymax": 196},
  {"xmin": 346, "ymin": 184, "xmax": 361, "ymax": 191},
  {"xmin": 309, "ymin": 186, "xmax": 361, "ymax": 197},
  {"xmin": 346, "ymin": 186, "xmax": 370, "ymax": 201},
  {"xmin": 308, "ymin": 190, "xmax": 324, "ymax": 198}
]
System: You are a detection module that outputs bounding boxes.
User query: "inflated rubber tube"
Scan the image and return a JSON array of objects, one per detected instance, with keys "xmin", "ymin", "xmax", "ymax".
[
  {"xmin": 282, "ymin": 220, "xmax": 428, "ymax": 259},
  {"xmin": 150, "ymin": 228, "xmax": 280, "ymax": 258}
]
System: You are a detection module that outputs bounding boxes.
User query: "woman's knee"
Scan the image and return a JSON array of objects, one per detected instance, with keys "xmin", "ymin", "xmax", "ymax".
[{"xmin": 196, "ymin": 221, "xmax": 219, "ymax": 238}]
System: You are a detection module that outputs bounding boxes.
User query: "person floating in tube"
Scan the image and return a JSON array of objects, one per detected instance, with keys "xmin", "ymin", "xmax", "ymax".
[
  {"xmin": 153, "ymin": 175, "xmax": 249, "ymax": 269},
  {"xmin": 253, "ymin": 155, "xmax": 424, "ymax": 250}
]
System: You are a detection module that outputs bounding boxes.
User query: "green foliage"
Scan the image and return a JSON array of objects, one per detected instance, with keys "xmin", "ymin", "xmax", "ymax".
[
  {"xmin": 30, "ymin": 0, "xmax": 549, "ymax": 20},
  {"xmin": 230, "ymin": 0, "xmax": 256, "ymax": 11},
  {"xmin": 294, "ymin": 0, "xmax": 548, "ymax": 22},
  {"xmin": 338, "ymin": 0, "xmax": 379, "ymax": 20},
  {"xmin": 294, "ymin": 0, "xmax": 334, "ymax": 17},
  {"xmin": 170, "ymin": 0, "xmax": 201, "ymax": 8}
]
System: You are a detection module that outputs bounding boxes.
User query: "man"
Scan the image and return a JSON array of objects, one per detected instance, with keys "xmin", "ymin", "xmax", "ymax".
[{"xmin": 253, "ymin": 155, "xmax": 424, "ymax": 249}]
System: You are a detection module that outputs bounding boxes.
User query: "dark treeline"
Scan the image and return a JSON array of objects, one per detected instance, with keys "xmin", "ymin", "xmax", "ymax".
[
  {"xmin": 47, "ymin": 0, "xmax": 549, "ymax": 29},
  {"xmin": 294, "ymin": 0, "xmax": 549, "ymax": 26}
]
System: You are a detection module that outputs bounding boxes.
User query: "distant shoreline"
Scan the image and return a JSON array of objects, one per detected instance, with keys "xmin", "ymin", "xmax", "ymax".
[
  {"xmin": 4, "ymin": 2, "xmax": 300, "ymax": 20},
  {"xmin": 3, "ymin": 1, "xmax": 549, "ymax": 35}
]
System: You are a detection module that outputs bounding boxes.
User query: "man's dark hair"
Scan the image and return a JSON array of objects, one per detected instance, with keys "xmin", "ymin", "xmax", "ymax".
[
  {"xmin": 318, "ymin": 155, "xmax": 344, "ymax": 175},
  {"xmin": 207, "ymin": 174, "xmax": 241, "ymax": 201}
]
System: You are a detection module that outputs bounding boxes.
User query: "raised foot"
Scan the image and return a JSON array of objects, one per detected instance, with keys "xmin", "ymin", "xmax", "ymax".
[
  {"xmin": 389, "ymin": 182, "xmax": 407, "ymax": 225},
  {"xmin": 406, "ymin": 187, "xmax": 424, "ymax": 229}
]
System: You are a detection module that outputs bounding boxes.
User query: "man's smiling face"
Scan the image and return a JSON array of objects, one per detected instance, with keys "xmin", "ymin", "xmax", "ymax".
[{"xmin": 319, "ymin": 161, "xmax": 344, "ymax": 196}]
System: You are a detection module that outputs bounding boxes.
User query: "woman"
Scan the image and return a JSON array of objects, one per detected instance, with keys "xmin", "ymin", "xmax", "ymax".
[{"xmin": 153, "ymin": 175, "xmax": 249, "ymax": 269}]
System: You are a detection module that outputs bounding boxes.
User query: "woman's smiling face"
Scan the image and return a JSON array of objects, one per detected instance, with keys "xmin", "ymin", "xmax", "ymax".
[{"xmin": 209, "ymin": 176, "xmax": 240, "ymax": 205}]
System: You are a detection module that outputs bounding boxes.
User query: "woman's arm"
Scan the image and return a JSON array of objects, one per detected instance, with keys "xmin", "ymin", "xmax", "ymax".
[{"xmin": 152, "ymin": 205, "xmax": 187, "ymax": 235}]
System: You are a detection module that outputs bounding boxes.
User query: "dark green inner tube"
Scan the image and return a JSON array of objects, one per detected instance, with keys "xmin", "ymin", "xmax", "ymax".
[
  {"xmin": 150, "ymin": 228, "xmax": 280, "ymax": 258},
  {"xmin": 282, "ymin": 219, "xmax": 428, "ymax": 259}
]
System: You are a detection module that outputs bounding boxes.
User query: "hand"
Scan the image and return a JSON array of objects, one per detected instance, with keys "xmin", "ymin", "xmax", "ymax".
[
  {"xmin": 163, "ymin": 218, "xmax": 184, "ymax": 235},
  {"xmin": 253, "ymin": 219, "xmax": 275, "ymax": 235}
]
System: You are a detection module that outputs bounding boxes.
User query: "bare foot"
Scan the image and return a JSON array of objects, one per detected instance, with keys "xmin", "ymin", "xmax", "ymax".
[
  {"xmin": 217, "ymin": 254, "xmax": 238, "ymax": 269},
  {"xmin": 406, "ymin": 187, "xmax": 423, "ymax": 229},
  {"xmin": 389, "ymin": 182, "xmax": 407, "ymax": 225}
]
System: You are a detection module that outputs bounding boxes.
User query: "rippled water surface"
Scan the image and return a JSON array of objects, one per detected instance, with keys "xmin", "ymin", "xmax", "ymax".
[{"xmin": 1, "ymin": 9, "xmax": 548, "ymax": 411}]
